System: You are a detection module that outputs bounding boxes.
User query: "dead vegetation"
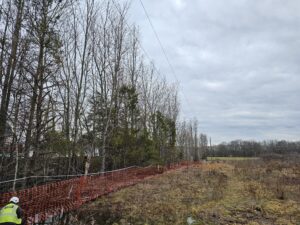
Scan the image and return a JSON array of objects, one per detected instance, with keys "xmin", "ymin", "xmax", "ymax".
[{"xmin": 73, "ymin": 157, "xmax": 300, "ymax": 225}]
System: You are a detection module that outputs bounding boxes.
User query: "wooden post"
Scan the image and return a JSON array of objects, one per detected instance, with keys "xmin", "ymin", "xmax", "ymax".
[{"xmin": 13, "ymin": 144, "xmax": 18, "ymax": 191}]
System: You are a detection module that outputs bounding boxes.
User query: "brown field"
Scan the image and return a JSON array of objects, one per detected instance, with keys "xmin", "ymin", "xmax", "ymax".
[{"xmin": 72, "ymin": 156, "xmax": 300, "ymax": 225}]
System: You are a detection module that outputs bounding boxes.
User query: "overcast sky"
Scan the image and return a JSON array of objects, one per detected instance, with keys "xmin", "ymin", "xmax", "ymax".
[{"xmin": 124, "ymin": 0, "xmax": 300, "ymax": 144}]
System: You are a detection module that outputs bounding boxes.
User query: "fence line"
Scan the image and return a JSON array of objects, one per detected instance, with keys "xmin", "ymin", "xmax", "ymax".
[
  {"xmin": 0, "ymin": 166, "xmax": 140, "ymax": 185},
  {"xmin": 0, "ymin": 161, "xmax": 194, "ymax": 224}
]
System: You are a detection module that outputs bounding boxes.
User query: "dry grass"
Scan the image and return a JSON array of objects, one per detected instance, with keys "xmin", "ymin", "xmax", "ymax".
[
  {"xmin": 207, "ymin": 157, "xmax": 260, "ymax": 161},
  {"xmin": 74, "ymin": 158, "xmax": 300, "ymax": 225}
]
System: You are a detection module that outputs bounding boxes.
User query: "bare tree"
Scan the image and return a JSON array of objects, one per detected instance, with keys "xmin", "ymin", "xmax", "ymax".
[{"xmin": 0, "ymin": 0, "xmax": 25, "ymax": 145}]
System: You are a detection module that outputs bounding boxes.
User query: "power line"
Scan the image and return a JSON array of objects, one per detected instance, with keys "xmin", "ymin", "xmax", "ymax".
[
  {"xmin": 111, "ymin": 0, "xmax": 163, "ymax": 77},
  {"xmin": 137, "ymin": 0, "xmax": 192, "ymax": 107},
  {"xmin": 111, "ymin": 0, "xmax": 193, "ymax": 116},
  {"xmin": 138, "ymin": 0, "xmax": 177, "ymax": 78}
]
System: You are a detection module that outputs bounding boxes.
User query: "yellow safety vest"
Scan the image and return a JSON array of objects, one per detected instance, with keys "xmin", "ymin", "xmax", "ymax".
[{"xmin": 0, "ymin": 203, "xmax": 22, "ymax": 224}]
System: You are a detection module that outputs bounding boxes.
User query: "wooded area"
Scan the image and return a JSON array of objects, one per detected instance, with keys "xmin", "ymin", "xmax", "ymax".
[
  {"xmin": 0, "ymin": 0, "xmax": 208, "ymax": 189},
  {"xmin": 2, "ymin": 0, "xmax": 298, "ymax": 192},
  {"xmin": 211, "ymin": 140, "xmax": 300, "ymax": 157}
]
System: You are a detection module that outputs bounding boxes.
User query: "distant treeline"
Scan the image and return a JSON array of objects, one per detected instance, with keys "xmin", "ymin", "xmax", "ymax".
[{"xmin": 209, "ymin": 140, "xmax": 300, "ymax": 157}]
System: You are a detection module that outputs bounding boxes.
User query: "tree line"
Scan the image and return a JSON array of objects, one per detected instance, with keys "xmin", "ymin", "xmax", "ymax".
[
  {"xmin": 0, "ymin": 0, "xmax": 208, "ymax": 185},
  {"xmin": 210, "ymin": 140, "xmax": 300, "ymax": 157}
]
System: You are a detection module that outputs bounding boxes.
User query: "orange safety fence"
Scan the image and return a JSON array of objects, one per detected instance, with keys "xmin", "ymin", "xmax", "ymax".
[{"xmin": 0, "ymin": 161, "xmax": 196, "ymax": 224}]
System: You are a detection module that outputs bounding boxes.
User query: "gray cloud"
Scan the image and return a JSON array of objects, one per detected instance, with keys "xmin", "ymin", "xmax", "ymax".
[{"xmin": 126, "ymin": 0, "xmax": 300, "ymax": 143}]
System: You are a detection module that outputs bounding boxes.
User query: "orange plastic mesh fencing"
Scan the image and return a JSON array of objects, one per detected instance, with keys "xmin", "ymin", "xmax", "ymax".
[{"xmin": 0, "ymin": 162, "xmax": 199, "ymax": 224}]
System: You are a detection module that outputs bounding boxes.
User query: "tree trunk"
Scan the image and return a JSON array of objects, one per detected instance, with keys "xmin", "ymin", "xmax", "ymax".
[{"xmin": 0, "ymin": 0, "xmax": 24, "ymax": 145}]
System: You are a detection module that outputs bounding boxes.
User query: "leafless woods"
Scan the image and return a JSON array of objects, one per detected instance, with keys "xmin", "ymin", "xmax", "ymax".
[{"xmin": 0, "ymin": 0, "xmax": 205, "ymax": 187}]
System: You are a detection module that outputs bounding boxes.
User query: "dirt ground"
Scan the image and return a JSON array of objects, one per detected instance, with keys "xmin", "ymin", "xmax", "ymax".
[{"xmin": 74, "ymin": 157, "xmax": 300, "ymax": 225}]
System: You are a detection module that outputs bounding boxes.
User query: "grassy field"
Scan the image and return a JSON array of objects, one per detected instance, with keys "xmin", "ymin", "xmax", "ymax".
[
  {"xmin": 207, "ymin": 157, "xmax": 260, "ymax": 161},
  {"xmin": 72, "ymin": 157, "xmax": 300, "ymax": 225}
]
